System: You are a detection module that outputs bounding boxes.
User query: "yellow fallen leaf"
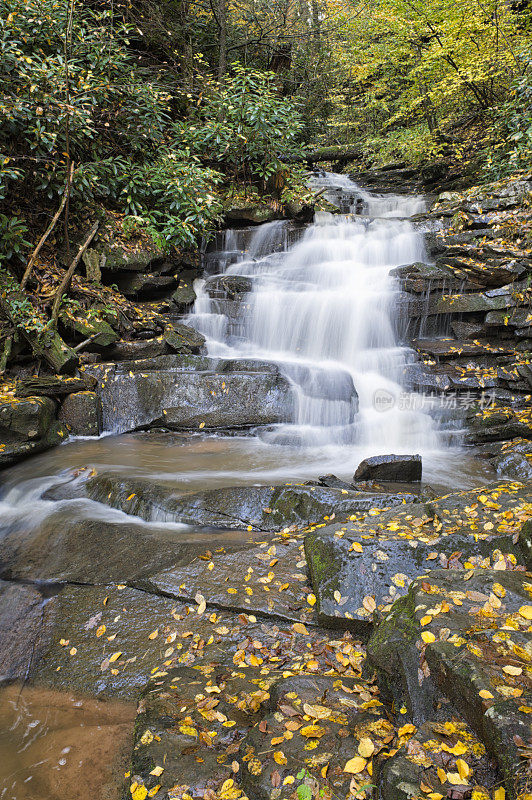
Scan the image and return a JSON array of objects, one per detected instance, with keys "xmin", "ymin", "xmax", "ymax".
[
  {"xmin": 274, "ymin": 751, "xmax": 287, "ymax": 765},
  {"xmin": 420, "ymin": 615, "xmax": 432, "ymax": 626},
  {"xmin": 363, "ymin": 595, "xmax": 376, "ymax": 613},
  {"xmin": 519, "ymin": 606, "xmax": 532, "ymax": 620},
  {"xmin": 109, "ymin": 651, "xmax": 122, "ymax": 662},
  {"xmin": 148, "ymin": 629, "xmax": 159, "ymax": 640},
  {"xmin": 150, "ymin": 766, "xmax": 164, "ymax": 777},
  {"xmin": 126, "ymin": 493, "xmax": 136, "ymax": 501},
  {"xmin": 96, "ymin": 625, "xmax": 106, "ymax": 637},
  {"xmin": 307, "ymin": 593, "xmax": 316, "ymax": 606},
  {"xmin": 421, "ymin": 631, "xmax": 436, "ymax": 644},
  {"xmin": 301, "ymin": 724, "xmax": 326, "ymax": 738},
  {"xmin": 358, "ymin": 737, "xmax": 374, "ymax": 757},
  {"xmin": 479, "ymin": 689, "xmax": 494, "ymax": 699},
  {"xmin": 494, "ymin": 789, "xmax": 505, "ymax": 800},
  {"xmin": 131, "ymin": 784, "xmax": 148, "ymax": 800},
  {"xmin": 502, "ymin": 665, "xmax": 522, "ymax": 676},
  {"xmin": 398, "ymin": 723, "xmax": 416, "ymax": 737},
  {"xmin": 292, "ymin": 623, "xmax": 309, "ymax": 635},
  {"xmin": 441, "ymin": 741, "xmax": 468, "ymax": 755},
  {"xmin": 456, "ymin": 759, "xmax": 470, "ymax": 780},
  {"xmin": 447, "ymin": 772, "xmax": 468, "ymax": 785},
  {"xmin": 343, "ymin": 756, "xmax": 367, "ymax": 774}
]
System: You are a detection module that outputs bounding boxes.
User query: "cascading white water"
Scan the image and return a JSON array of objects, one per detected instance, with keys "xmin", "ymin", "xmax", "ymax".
[{"xmin": 189, "ymin": 173, "xmax": 440, "ymax": 456}]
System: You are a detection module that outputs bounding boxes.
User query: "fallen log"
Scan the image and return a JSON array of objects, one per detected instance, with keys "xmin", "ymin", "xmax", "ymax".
[
  {"xmin": 15, "ymin": 374, "xmax": 96, "ymax": 398},
  {"xmin": 0, "ymin": 271, "xmax": 78, "ymax": 374},
  {"xmin": 51, "ymin": 222, "xmax": 99, "ymax": 324}
]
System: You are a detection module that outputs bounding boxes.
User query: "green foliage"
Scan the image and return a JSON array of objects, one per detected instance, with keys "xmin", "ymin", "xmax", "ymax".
[
  {"xmin": 486, "ymin": 49, "xmax": 532, "ymax": 178},
  {"xmin": 323, "ymin": 0, "xmax": 531, "ymax": 170},
  {"xmin": 0, "ymin": 215, "xmax": 30, "ymax": 264},
  {"xmin": 177, "ymin": 65, "xmax": 304, "ymax": 182},
  {"xmin": 0, "ymin": 0, "xmax": 304, "ymax": 255}
]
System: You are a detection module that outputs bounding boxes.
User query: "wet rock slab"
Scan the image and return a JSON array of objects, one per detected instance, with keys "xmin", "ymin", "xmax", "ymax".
[
  {"xmin": 378, "ymin": 718, "xmax": 499, "ymax": 800},
  {"xmin": 0, "ymin": 396, "xmax": 67, "ymax": 467},
  {"xmin": 127, "ymin": 638, "xmax": 379, "ymax": 800},
  {"xmin": 305, "ymin": 482, "xmax": 532, "ymax": 629},
  {"xmin": 0, "ymin": 508, "xmax": 246, "ymax": 585},
  {"xmin": 82, "ymin": 473, "xmax": 415, "ymax": 531},
  {"xmin": 140, "ymin": 534, "xmax": 312, "ymax": 625},
  {"xmin": 84, "ymin": 355, "xmax": 294, "ymax": 432},
  {"xmin": 367, "ymin": 568, "xmax": 532, "ymax": 796}
]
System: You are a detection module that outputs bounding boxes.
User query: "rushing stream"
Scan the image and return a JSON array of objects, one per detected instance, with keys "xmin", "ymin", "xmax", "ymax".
[
  {"xmin": 0, "ymin": 173, "xmax": 496, "ymax": 798},
  {"xmin": 192, "ymin": 172, "xmax": 438, "ymax": 452},
  {"xmin": 0, "ymin": 174, "xmax": 491, "ymax": 541}
]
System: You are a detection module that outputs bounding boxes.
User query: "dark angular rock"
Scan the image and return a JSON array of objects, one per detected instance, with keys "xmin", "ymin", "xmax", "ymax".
[
  {"xmin": 171, "ymin": 280, "xmax": 196, "ymax": 311},
  {"xmin": 0, "ymin": 396, "xmax": 67, "ymax": 467},
  {"xmin": 114, "ymin": 272, "xmax": 177, "ymax": 298},
  {"xmin": 306, "ymin": 482, "xmax": 532, "ymax": 631},
  {"xmin": 466, "ymin": 408, "xmax": 532, "ymax": 443},
  {"xmin": 224, "ymin": 205, "xmax": 282, "ymax": 226},
  {"xmin": 434, "ymin": 290, "xmax": 516, "ymax": 315},
  {"xmin": 451, "ymin": 320, "xmax": 488, "ymax": 339},
  {"xmin": 58, "ymin": 391, "xmax": 102, "ymax": 436},
  {"xmin": 59, "ymin": 310, "xmax": 119, "ymax": 347},
  {"xmin": 203, "ymin": 274, "xmax": 253, "ymax": 299},
  {"xmin": 14, "ymin": 375, "xmax": 95, "ymax": 398},
  {"xmin": 163, "ymin": 322, "xmax": 206, "ymax": 354},
  {"xmin": 354, "ymin": 454, "xmax": 422, "ymax": 482},
  {"xmin": 106, "ymin": 337, "xmax": 167, "ymax": 361}
]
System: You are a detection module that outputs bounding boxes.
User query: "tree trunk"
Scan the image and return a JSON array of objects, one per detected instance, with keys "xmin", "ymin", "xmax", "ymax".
[{"xmin": 217, "ymin": 0, "xmax": 227, "ymax": 79}]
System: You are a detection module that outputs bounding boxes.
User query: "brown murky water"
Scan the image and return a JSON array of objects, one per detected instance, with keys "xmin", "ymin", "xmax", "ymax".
[{"xmin": 0, "ymin": 684, "xmax": 135, "ymax": 800}]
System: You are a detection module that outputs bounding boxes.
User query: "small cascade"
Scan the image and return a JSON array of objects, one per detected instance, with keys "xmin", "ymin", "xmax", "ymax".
[{"xmin": 189, "ymin": 173, "xmax": 441, "ymax": 455}]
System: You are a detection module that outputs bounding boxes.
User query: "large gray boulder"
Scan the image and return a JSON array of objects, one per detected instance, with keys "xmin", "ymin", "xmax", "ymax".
[
  {"xmin": 305, "ymin": 482, "xmax": 532, "ymax": 629},
  {"xmin": 84, "ymin": 356, "xmax": 295, "ymax": 433},
  {"xmin": 0, "ymin": 396, "xmax": 67, "ymax": 467},
  {"xmin": 367, "ymin": 568, "xmax": 532, "ymax": 797},
  {"xmin": 354, "ymin": 454, "xmax": 422, "ymax": 482}
]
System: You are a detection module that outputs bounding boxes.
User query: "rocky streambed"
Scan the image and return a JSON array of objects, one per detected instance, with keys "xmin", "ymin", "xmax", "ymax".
[{"xmin": 1, "ymin": 173, "xmax": 532, "ymax": 799}]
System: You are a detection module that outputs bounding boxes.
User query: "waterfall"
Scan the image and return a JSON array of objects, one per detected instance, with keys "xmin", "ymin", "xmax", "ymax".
[{"xmin": 189, "ymin": 173, "xmax": 440, "ymax": 455}]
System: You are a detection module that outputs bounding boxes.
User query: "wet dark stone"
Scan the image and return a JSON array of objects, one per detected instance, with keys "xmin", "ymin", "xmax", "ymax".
[
  {"xmin": 0, "ymin": 580, "xmax": 56, "ymax": 682},
  {"xmin": 203, "ymin": 274, "xmax": 253, "ymax": 299},
  {"xmin": 15, "ymin": 376, "xmax": 95, "ymax": 398},
  {"xmin": 164, "ymin": 322, "xmax": 206, "ymax": 354},
  {"xmin": 306, "ymin": 482, "xmax": 532, "ymax": 631},
  {"xmin": 58, "ymin": 391, "xmax": 102, "ymax": 436},
  {"xmin": 114, "ymin": 272, "xmax": 178, "ymax": 298},
  {"xmin": 106, "ymin": 337, "xmax": 167, "ymax": 361},
  {"xmin": 171, "ymin": 280, "xmax": 197, "ymax": 311},
  {"xmin": 378, "ymin": 718, "xmax": 499, "ymax": 800},
  {"xmin": 0, "ymin": 396, "xmax": 67, "ymax": 468},
  {"xmin": 354, "ymin": 454, "xmax": 422, "ymax": 482},
  {"xmin": 367, "ymin": 566, "xmax": 532, "ymax": 755},
  {"xmin": 83, "ymin": 475, "xmax": 405, "ymax": 532}
]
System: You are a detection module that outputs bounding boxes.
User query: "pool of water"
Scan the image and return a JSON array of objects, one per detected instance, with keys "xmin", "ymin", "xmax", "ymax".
[{"xmin": 0, "ymin": 684, "xmax": 135, "ymax": 800}]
